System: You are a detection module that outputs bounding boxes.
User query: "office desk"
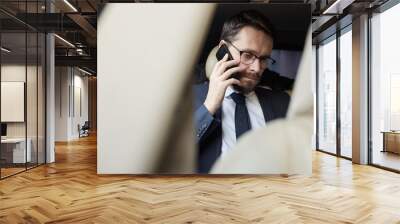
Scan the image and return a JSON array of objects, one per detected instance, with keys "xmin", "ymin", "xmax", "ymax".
[
  {"xmin": 1, "ymin": 138, "xmax": 32, "ymax": 163},
  {"xmin": 381, "ymin": 131, "xmax": 400, "ymax": 154}
]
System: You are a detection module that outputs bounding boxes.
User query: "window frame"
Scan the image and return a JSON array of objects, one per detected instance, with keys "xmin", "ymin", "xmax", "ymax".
[
  {"xmin": 367, "ymin": 0, "xmax": 400, "ymax": 173},
  {"xmin": 315, "ymin": 23, "xmax": 353, "ymax": 161}
]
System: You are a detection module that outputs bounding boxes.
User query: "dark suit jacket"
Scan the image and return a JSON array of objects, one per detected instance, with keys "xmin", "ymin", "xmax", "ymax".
[{"xmin": 194, "ymin": 82, "xmax": 290, "ymax": 173}]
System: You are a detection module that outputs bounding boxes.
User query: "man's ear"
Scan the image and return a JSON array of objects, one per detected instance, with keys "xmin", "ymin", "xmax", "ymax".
[{"xmin": 218, "ymin": 40, "xmax": 225, "ymax": 48}]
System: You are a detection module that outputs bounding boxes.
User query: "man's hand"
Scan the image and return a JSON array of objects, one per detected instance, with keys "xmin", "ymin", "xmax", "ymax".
[{"xmin": 204, "ymin": 54, "xmax": 244, "ymax": 115}]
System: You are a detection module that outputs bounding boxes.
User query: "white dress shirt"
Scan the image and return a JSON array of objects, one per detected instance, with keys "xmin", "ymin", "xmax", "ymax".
[{"xmin": 221, "ymin": 86, "xmax": 266, "ymax": 155}]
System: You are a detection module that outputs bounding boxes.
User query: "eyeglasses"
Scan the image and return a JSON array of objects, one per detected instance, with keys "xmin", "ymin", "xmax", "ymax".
[{"xmin": 226, "ymin": 41, "xmax": 276, "ymax": 67}]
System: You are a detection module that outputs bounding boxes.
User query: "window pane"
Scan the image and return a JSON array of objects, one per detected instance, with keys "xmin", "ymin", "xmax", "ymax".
[
  {"xmin": 340, "ymin": 29, "xmax": 352, "ymax": 158},
  {"xmin": 27, "ymin": 31, "xmax": 38, "ymax": 169},
  {"xmin": 318, "ymin": 37, "xmax": 337, "ymax": 154},
  {"xmin": 371, "ymin": 3, "xmax": 400, "ymax": 171},
  {"xmin": 38, "ymin": 32, "xmax": 46, "ymax": 165},
  {"xmin": 1, "ymin": 31, "xmax": 28, "ymax": 178}
]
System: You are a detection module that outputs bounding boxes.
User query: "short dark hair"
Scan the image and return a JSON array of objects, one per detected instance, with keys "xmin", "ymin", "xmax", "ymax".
[{"xmin": 220, "ymin": 10, "xmax": 274, "ymax": 42}]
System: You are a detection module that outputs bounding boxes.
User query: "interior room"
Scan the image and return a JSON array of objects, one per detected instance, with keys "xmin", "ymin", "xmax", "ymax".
[
  {"xmin": 0, "ymin": 0, "xmax": 400, "ymax": 223},
  {"xmin": 0, "ymin": 25, "xmax": 46, "ymax": 178},
  {"xmin": 315, "ymin": 0, "xmax": 400, "ymax": 172}
]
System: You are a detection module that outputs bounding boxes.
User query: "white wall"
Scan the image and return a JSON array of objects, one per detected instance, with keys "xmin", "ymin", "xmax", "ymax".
[
  {"xmin": 1, "ymin": 66, "xmax": 26, "ymax": 128},
  {"xmin": 55, "ymin": 67, "xmax": 89, "ymax": 141},
  {"xmin": 1, "ymin": 82, "xmax": 25, "ymax": 122},
  {"xmin": 55, "ymin": 66, "xmax": 70, "ymax": 141},
  {"xmin": 72, "ymin": 72, "xmax": 89, "ymax": 138},
  {"xmin": 1, "ymin": 65, "xmax": 39, "ymax": 138},
  {"xmin": 1, "ymin": 63, "xmax": 46, "ymax": 164}
]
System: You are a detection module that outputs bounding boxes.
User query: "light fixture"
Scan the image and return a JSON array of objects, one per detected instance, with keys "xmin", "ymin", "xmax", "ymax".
[
  {"xmin": 76, "ymin": 48, "xmax": 86, "ymax": 56},
  {"xmin": 63, "ymin": 0, "xmax": 78, "ymax": 12},
  {"xmin": 1, "ymin": 47, "xmax": 11, "ymax": 53},
  {"xmin": 78, "ymin": 67, "xmax": 93, "ymax": 76},
  {"xmin": 322, "ymin": 0, "xmax": 341, "ymax": 14},
  {"xmin": 322, "ymin": 0, "xmax": 355, "ymax": 15},
  {"xmin": 54, "ymin": 34, "xmax": 75, "ymax": 48}
]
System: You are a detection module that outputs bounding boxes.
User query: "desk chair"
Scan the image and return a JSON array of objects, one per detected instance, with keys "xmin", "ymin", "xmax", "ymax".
[{"xmin": 79, "ymin": 121, "xmax": 90, "ymax": 138}]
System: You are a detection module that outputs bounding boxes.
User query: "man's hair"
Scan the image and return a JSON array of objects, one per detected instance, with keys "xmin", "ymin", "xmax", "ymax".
[{"xmin": 220, "ymin": 10, "xmax": 274, "ymax": 42}]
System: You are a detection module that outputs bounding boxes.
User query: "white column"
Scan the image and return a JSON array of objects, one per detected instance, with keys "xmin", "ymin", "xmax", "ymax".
[
  {"xmin": 46, "ymin": 32, "xmax": 55, "ymax": 163},
  {"xmin": 45, "ymin": 0, "xmax": 56, "ymax": 163},
  {"xmin": 352, "ymin": 14, "xmax": 369, "ymax": 164},
  {"xmin": 55, "ymin": 67, "xmax": 73, "ymax": 141}
]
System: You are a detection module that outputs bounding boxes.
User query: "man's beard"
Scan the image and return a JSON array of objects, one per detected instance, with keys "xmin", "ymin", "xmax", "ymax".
[
  {"xmin": 232, "ymin": 72, "xmax": 260, "ymax": 94},
  {"xmin": 232, "ymin": 84, "xmax": 245, "ymax": 93}
]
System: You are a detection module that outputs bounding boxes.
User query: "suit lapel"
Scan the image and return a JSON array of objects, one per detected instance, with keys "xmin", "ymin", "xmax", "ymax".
[
  {"xmin": 214, "ymin": 108, "xmax": 223, "ymax": 157},
  {"xmin": 254, "ymin": 88, "xmax": 275, "ymax": 122}
]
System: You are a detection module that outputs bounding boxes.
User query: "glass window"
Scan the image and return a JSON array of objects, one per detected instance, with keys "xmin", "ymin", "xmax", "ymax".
[
  {"xmin": 371, "ymin": 3, "xmax": 400, "ymax": 171},
  {"xmin": 1, "ymin": 31, "xmax": 28, "ymax": 177},
  {"xmin": 339, "ymin": 29, "xmax": 352, "ymax": 158},
  {"xmin": 0, "ymin": 1, "xmax": 46, "ymax": 179},
  {"xmin": 312, "ymin": 46, "xmax": 317, "ymax": 150},
  {"xmin": 38, "ymin": 32, "xmax": 46, "ymax": 165},
  {"xmin": 318, "ymin": 37, "xmax": 337, "ymax": 154},
  {"xmin": 27, "ymin": 31, "xmax": 39, "ymax": 169}
]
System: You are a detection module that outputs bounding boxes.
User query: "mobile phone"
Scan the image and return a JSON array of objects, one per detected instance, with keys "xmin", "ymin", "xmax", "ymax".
[
  {"xmin": 216, "ymin": 44, "xmax": 233, "ymax": 61},
  {"xmin": 215, "ymin": 44, "xmax": 240, "ymax": 81}
]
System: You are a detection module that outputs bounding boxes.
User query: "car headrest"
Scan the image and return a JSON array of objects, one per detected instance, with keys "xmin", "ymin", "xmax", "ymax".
[{"xmin": 205, "ymin": 46, "xmax": 219, "ymax": 80}]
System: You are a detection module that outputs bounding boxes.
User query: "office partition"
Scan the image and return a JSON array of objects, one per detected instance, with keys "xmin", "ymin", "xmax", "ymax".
[{"xmin": 0, "ymin": 1, "xmax": 47, "ymax": 179}]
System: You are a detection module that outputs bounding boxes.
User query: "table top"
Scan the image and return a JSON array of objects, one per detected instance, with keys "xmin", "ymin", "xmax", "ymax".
[
  {"xmin": 1, "ymin": 138, "xmax": 30, "ymax": 143},
  {"xmin": 381, "ymin": 131, "xmax": 400, "ymax": 134}
]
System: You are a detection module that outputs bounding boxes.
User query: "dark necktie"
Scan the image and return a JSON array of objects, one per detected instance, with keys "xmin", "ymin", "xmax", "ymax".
[{"xmin": 230, "ymin": 92, "xmax": 251, "ymax": 139}]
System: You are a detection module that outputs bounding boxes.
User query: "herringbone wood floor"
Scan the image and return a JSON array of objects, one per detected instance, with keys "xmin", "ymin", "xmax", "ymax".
[{"xmin": 1, "ymin": 135, "xmax": 400, "ymax": 223}]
